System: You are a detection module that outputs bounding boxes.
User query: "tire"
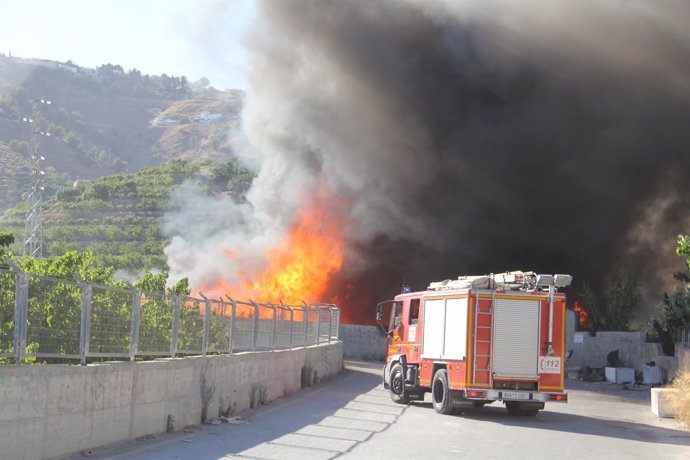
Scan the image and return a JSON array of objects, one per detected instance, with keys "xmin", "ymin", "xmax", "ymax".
[
  {"xmin": 523, "ymin": 409, "xmax": 539, "ymax": 417},
  {"xmin": 389, "ymin": 363, "xmax": 409, "ymax": 404},
  {"xmin": 431, "ymin": 368, "xmax": 454, "ymax": 414}
]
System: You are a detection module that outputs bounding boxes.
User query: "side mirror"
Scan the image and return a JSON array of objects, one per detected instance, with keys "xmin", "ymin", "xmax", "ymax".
[{"xmin": 376, "ymin": 304, "xmax": 383, "ymax": 322}]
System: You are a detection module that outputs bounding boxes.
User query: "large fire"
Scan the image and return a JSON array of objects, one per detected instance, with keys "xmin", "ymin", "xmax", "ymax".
[{"xmin": 200, "ymin": 190, "xmax": 346, "ymax": 307}]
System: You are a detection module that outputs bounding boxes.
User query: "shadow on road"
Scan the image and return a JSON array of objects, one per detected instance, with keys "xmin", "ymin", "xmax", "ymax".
[
  {"xmin": 87, "ymin": 361, "xmax": 399, "ymax": 460},
  {"xmin": 409, "ymin": 401, "xmax": 690, "ymax": 448}
]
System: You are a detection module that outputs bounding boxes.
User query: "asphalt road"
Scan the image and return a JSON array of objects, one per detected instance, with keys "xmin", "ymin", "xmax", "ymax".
[{"xmin": 81, "ymin": 361, "xmax": 690, "ymax": 460}]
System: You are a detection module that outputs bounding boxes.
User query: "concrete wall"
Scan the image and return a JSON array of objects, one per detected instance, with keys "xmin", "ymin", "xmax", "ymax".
[
  {"xmin": 568, "ymin": 330, "xmax": 678, "ymax": 382},
  {"xmin": 678, "ymin": 347, "xmax": 690, "ymax": 374},
  {"xmin": 339, "ymin": 324, "xmax": 386, "ymax": 361},
  {"xmin": 0, "ymin": 342, "xmax": 342, "ymax": 460}
]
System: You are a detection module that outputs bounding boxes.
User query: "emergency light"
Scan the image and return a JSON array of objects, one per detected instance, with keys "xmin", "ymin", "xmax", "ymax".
[
  {"xmin": 554, "ymin": 274, "xmax": 573, "ymax": 288},
  {"xmin": 536, "ymin": 274, "xmax": 554, "ymax": 287},
  {"xmin": 536, "ymin": 273, "xmax": 573, "ymax": 288}
]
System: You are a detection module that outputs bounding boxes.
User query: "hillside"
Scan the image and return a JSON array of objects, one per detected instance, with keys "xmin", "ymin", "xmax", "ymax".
[
  {"xmin": 0, "ymin": 54, "xmax": 244, "ymax": 214},
  {"xmin": 1, "ymin": 158, "xmax": 253, "ymax": 272}
]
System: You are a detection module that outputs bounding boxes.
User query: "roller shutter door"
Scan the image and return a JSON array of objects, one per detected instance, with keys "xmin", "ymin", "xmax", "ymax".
[{"xmin": 492, "ymin": 299, "xmax": 540, "ymax": 378}]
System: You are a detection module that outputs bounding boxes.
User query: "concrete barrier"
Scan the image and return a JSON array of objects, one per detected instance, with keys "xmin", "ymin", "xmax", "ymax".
[
  {"xmin": 651, "ymin": 387, "xmax": 678, "ymax": 417},
  {"xmin": 0, "ymin": 342, "xmax": 342, "ymax": 460}
]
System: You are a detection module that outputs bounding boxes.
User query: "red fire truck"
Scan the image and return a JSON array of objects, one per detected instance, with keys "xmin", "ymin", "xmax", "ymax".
[{"xmin": 378, "ymin": 271, "xmax": 572, "ymax": 416}]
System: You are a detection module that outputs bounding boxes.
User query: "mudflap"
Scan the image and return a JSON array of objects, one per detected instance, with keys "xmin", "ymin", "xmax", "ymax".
[
  {"xmin": 450, "ymin": 390, "xmax": 478, "ymax": 409},
  {"xmin": 406, "ymin": 388, "xmax": 426, "ymax": 401},
  {"xmin": 383, "ymin": 362, "xmax": 391, "ymax": 389}
]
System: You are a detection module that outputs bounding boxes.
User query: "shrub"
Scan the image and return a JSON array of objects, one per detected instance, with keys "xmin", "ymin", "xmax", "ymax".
[{"xmin": 670, "ymin": 370, "xmax": 690, "ymax": 428}]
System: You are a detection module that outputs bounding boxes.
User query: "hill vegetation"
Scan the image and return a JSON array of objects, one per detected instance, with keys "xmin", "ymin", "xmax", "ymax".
[
  {"xmin": 0, "ymin": 54, "xmax": 250, "ymax": 275},
  {"xmin": 2, "ymin": 158, "xmax": 253, "ymax": 273},
  {"xmin": 0, "ymin": 54, "xmax": 244, "ymax": 214}
]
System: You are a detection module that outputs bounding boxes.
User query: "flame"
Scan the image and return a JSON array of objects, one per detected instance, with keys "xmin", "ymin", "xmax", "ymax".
[
  {"xmin": 200, "ymin": 188, "xmax": 346, "ymax": 310},
  {"xmin": 573, "ymin": 301, "xmax": 590, "ymax": 330}
]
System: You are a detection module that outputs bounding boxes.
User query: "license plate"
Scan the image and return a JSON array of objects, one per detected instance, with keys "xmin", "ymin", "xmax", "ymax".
[{"xmin": 502, "ymin": 391, "xmax": 529, "ymax": 400}]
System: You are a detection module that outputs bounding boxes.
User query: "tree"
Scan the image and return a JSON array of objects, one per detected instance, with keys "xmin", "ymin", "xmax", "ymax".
[
  {"xmin": 8, "ymin": 139, "xmax": 29, "ymax": 155},
  {"xmin": 0, "ymin": 231, "xmax": 15, "ymax": 267},
  {"xmin": 577, "ymin": 274, "xmax": 642, "ymax": 333},
  {"xmin": 649, "ymin": 235, "xmax": 690, "ymax": 355},
  {"xmin": 677, "ymin": 234, "xmax": 690, "ymax": 269},
  {"xmin": 134, "ymin": 271, "xmax": 191, "ymax": 355},
  {"xmin": 191, "ymin": 77, "xmax": 211, "ymax": 92}
]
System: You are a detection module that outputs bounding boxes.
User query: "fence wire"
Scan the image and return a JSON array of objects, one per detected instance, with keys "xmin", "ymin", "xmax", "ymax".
[
  {"xmin": 0, "ymin": 268, "xmax": 340, "ymax": 364},
  {"xmin": 90, "ymin": 285, "xmax": 133, "ymax": 357},
  {"xmin": 138, "ymin": 292, "xmax": 174, "ymax": 356},
  {"xmin": 207, "ymin": 300, "xmax": 232, "ymax": 354},
  {"xmin": 27, "ymin": 275, "xmax": 82, "ymax": 358}
]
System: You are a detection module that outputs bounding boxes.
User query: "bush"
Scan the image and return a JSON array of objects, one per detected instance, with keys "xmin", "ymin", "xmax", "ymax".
[
  {"xmin": 647, "ymin": 235, "xmax": 690, "ymax": 355},
  {"xmin": 578, "ymin": 274, "xmax": 642, "ymax": 333},
  {"xmin": 670, "ymin": 370, "xmax": 690, "ymax": 428}
]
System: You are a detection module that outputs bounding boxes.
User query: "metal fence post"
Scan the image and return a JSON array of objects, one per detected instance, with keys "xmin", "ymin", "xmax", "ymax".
[
  {"xmin": 335, "ymin": 308, "xmax": 340, "ymax": 340},
  {"xmin": 289, "ymin": 307, "xmax": 294, "ymax": 350},
  {"xmin": 328, "ymin": 307, "xmax": 333, "ymax": 344},
  {"xmin": 200, "ymin": 294, "xmax": 210, "ymax": 357},
  {"xmin": 13, "ymin": 270, "xmax": 29, "ymax": 365},
  {"xmin": 316, "ymin": 307, "xmax": 321, "ymax": 346},
  {"xmin": 78, "ymin": 281, "xmax": 93, "ymax": 365},
  {"xmin": 271, "ymin": 305, "xmax": 277, "ymax": 351},
  {"xmin": 129, "ymin": 291, "xmax": 141, "ymax": 361},
  {"xmin": 302, "ymin": 304, "xmax": 308, "ymax": 347},
  {"xmin": 251, "ymin": 300, "xmax": 259, "ymax": 351},
  {"xmin": 171, "ymin": 295, "xmax": 181, "ymax": 357},
  {"xmin": 226, "ymin": 296, "xmax": 236, "ymax": 355}
]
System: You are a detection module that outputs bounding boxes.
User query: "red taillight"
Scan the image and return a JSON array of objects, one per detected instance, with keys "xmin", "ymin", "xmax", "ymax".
[
  {"xmin": 548, "ymin": 393, "xmax": 568, "ymax": 402},
  {"xmin": 467, "ymin": 389, "xmax": 487, "ymax": 398}
]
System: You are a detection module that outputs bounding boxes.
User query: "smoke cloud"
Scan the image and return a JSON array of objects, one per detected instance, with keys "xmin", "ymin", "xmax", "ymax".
[{"xmin": 166, "ymin": 0, "xmax": 690, "ymax": 323}]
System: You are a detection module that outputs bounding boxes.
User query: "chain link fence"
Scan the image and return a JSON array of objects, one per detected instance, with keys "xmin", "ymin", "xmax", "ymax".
[{"xmin": 0, "ymin": 267, "xmax": 340, "ymax": 365}]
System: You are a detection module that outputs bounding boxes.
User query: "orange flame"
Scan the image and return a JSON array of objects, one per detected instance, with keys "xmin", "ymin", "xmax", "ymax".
[
  {"xmin": 200, "ymin": 188, "xmax": 346, "ymax": 309},
  {"xmin": 573, "ymin": 301, "xmax": 589, "ymax": 330}
]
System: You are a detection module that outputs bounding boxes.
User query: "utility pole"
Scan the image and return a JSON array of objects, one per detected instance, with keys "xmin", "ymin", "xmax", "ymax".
[{"xmin": 22, "ymin": 99, "xmax": 51, "ymax": 258}]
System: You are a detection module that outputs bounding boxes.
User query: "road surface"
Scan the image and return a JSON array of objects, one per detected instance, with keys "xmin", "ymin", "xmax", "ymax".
[{"xmin": 80, "ymin": 361, "xmax": 690, "ymax": 460}]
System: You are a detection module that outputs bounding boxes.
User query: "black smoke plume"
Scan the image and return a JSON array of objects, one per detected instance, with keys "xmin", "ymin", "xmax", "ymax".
[{"xmin": 168, "ymin": 1, "xmax": 690, "ymax": 324}]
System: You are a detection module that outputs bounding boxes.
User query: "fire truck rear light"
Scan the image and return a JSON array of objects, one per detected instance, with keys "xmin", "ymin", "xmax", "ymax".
[
  {"xmin": 467, "ymin": 390, "xmax": 487, "ymax": 398},
  {"xmin": 548, "ymin": 393, "xmax": 567, "ymax": 402}
]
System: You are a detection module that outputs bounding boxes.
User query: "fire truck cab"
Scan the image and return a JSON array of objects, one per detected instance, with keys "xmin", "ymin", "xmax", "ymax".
[{"xmin": 377, "ymin": 271, "xmax": 572, "ymax": 416}]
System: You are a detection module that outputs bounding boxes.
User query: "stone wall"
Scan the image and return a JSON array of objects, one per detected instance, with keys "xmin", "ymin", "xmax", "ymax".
[{"xmin": 0, "ymin": 342, "xmax": 342, "ymax": 460}]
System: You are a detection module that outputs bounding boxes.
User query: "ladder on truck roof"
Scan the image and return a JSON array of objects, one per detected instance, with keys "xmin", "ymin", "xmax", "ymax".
[{"xmin": 471, "ymin": 289, "xmax": 495, "ymax": 386}]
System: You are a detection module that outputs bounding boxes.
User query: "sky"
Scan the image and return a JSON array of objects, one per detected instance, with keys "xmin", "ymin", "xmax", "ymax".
[{"xmin": 0, "ymin": 0, "xmax": 254, "ymax": 90}]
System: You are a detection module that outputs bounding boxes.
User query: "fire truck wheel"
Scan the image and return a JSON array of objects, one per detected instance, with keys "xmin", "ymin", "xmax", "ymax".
[
  {"xmin": 389, "ymin": 363, "xmax": 409, "ymax": 404},
  {"xmin": 431, "ymin": 369, "xmax": 453, "ymax": 415}
]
